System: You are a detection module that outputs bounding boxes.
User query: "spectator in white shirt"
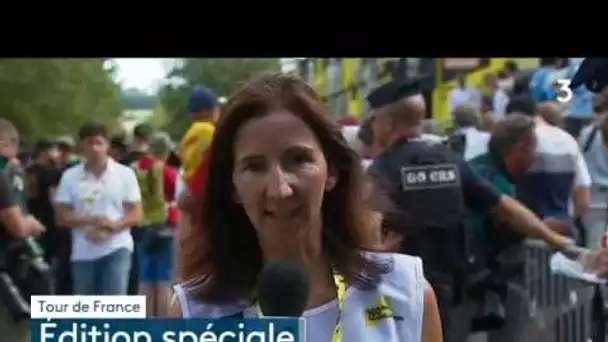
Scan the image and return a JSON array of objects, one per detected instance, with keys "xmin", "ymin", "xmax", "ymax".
[
  {"xmin": 483, "ymin": 72, "xmax": 510, "ymax": 120},
  {"xmin": 507, "ymin": 99, "xmax": 591, "ymax": 238},
  {"xmin": 55, "ymin": 122, "xmax": 143, "ymax": 295},
  {"xmin": 497, "ymin": 60, "xmax": 519, "ymax": 95},
  {"xmin": 451, "ymin": 104, "xmax": 491, "ymax": 160},
  {"xmin": 449, "ymin": 74, "xmax": 480, "ymax": 114},
  {"xmin": 537, "ymin": 100, "xmax": 564, "ymax": 127}
]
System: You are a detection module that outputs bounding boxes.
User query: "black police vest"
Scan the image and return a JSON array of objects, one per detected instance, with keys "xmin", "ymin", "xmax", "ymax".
[
  {"xmin": 376, "ymin": 138, "xmax": 465, "ymax": 233},
  {"xmin": 372, "ymin": 138, "xmax": 467, "ymax": 273}
]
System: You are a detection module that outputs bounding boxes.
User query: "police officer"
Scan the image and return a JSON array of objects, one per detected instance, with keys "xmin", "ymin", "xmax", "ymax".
[
  {"xmin": 364, "ymin": 78, "xmax": 581, "ymax": 342},
  {"xmin": 0, "ymin": 118, "xmax": 45, "ymax": 342}
]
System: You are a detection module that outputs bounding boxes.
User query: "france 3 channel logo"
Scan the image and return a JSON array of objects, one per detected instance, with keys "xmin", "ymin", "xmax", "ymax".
[{"xmin": 547, "ymin": 79, "xmax": 573, "ymax": 103}]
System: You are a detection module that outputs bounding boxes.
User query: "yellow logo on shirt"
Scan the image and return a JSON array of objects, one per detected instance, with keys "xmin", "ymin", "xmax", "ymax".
[{"xmin": 364, "ymin": 296, "xmax": 393, "ymax": 325}]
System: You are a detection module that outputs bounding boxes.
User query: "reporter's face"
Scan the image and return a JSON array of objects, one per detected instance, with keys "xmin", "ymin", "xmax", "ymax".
[{"xmin": 232, "ymin": 110, "xmax": 336, "ymax": 235}]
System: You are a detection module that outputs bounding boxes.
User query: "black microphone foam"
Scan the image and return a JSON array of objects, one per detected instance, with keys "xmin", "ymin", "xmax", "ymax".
[{"xmin": 257, "ymin": 260, "xmax": 310, "ymax": 317}]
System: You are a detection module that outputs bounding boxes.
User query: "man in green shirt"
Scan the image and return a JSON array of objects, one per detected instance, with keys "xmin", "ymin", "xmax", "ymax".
[
  {"xmin": 466, "ymin": 114, "xmax": 539, "ymax": 340},
  {"xmin": 469, "ymin": 114, "xmax": 538, "ymax": 241}
]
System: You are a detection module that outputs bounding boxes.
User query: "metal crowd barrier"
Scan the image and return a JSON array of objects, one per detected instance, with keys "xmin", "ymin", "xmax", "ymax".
[{"xmin": 490, "ymin": 239, "xmax": 606, "ymax": 342}]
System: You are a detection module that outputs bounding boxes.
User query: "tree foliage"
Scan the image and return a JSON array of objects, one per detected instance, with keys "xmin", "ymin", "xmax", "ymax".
[
  {"xmin": 159, "ymin": 58, "xmax": 280, "ymax": 138},
  {"xmin": 0, "ymin": 59, "xmax": 123, "ymax": 143},
  {"xmin": 121, "ymin": 88, "xmax": 158, "ymax": 110}
]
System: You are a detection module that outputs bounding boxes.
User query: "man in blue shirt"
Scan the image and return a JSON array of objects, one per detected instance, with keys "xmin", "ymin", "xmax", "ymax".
[
  {"xmin": 564, "ymin": 58, "xmax": 594, "ymax": 137},
  {"xmin": 529, "ymin": 58, "xmax": 558, "ymax": 102}
]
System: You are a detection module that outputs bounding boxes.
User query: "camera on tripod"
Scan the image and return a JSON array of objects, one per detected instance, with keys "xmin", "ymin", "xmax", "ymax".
[{"xmin": 0, "ymin": 236, "xmax": 53, "ymax": 322}]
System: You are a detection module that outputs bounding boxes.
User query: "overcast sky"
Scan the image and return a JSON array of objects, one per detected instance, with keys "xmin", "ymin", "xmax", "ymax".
[
  {"xmin": 113, "ymin": 58, "xmax": 174, "ymax": 93},
  {"xmin": 113, "ymin": 58, "xmax": 295, "ymax": 94}
]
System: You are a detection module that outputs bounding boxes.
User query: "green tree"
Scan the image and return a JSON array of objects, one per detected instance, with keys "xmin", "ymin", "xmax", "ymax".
[
  {"xmin": 148, "ymin": 104, "xmax": 169, "ymax": 128},
  {"xmin": 121, "ymin": 88, "xmax": 158, "ymax": 110},
  {"xmin": 159, "ymin": 58, "xmax": 280, "ymax": 138},
  {"xmin": 0, "ymin": 58, "xmax": 123, "ymax": 143}
]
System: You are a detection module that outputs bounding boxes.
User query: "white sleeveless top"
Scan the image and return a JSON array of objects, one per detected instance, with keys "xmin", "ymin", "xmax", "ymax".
[{"xmin": 173, "ymin": 253, "xmax": 426, "ymax": 342}]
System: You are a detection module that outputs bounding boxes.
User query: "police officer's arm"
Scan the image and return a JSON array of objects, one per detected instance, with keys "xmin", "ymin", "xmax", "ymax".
[
  {"xmin": 458, "ymin": 159, "xmax": 573, "ymax": 250},
  {"xmin": 422, "ymin": 284, "xmax": 443, "ymax": 342},
  {"xmin": 0, "ymin": 172, "xmax": 30, "ymax": 238}
]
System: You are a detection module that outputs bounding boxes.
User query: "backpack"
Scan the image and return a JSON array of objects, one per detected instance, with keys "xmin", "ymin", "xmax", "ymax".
[{"xmin": 132, "ymin": 157, "xmax": 165, "ymax": 225}]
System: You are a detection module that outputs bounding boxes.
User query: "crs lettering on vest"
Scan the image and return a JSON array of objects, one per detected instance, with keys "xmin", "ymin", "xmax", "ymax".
[{"xmin": 399, "ymin": 163, "xmax": 460, "ymax": 191}]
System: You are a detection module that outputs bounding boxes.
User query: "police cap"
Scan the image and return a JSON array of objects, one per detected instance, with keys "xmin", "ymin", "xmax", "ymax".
[
  {"xmin": 569, "ymin": 58, "xmax": 608, "ymax": 93},
  {"xmin": 366, "ymin": 78, "xmax": 422, "ymax": 111}
]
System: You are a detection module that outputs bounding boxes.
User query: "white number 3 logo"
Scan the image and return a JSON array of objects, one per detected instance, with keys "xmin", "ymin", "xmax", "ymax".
[{"xmin": 555, "ymin": 79, "xmax": 573, "ymax": 103}]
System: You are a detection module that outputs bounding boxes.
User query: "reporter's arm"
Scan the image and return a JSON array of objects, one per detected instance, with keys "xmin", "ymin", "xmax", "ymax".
[{"xmin": 422, "ymin": 284, "xmax": 443, "ymax": 342}]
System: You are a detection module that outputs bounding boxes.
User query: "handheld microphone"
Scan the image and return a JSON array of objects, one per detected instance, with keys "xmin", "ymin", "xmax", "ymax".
[{"xmin": 257, "ymin": 260, "xmax": 310, "ymax": 317}]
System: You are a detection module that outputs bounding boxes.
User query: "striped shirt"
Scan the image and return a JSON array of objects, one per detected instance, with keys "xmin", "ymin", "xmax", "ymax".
[{"xmin": 516, "ymin": 121, "xmax": 591, "ymax": 220}]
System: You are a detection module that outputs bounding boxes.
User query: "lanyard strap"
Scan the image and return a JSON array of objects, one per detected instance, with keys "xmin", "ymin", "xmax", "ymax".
[{"xmin": 255, "ymin": 271, "xmax": 347, "ymax": 342}]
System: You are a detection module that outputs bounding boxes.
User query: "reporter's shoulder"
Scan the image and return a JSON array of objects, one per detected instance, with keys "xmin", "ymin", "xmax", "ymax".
[
  {"xmin": 365, "ymin": 252, "xmax": 426, "ymax": 313},
  {"xmin": 366, "ymin": 252, "xmax": 424, "ymax": 290},
  {"xmin": 172, "ymin": 278, "xmax": 250, "ymax": 318}
]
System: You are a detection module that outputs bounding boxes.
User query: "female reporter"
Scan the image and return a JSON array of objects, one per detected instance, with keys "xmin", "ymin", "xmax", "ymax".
[{"xmin": 172, "ymin": 74, "xmax": 442, "ymax": 342}]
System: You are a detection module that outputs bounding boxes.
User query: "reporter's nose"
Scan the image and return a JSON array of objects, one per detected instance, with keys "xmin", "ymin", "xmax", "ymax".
[{"xmin": 265, "ymin": 166, "xmax": 293, "ymax": 200}]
